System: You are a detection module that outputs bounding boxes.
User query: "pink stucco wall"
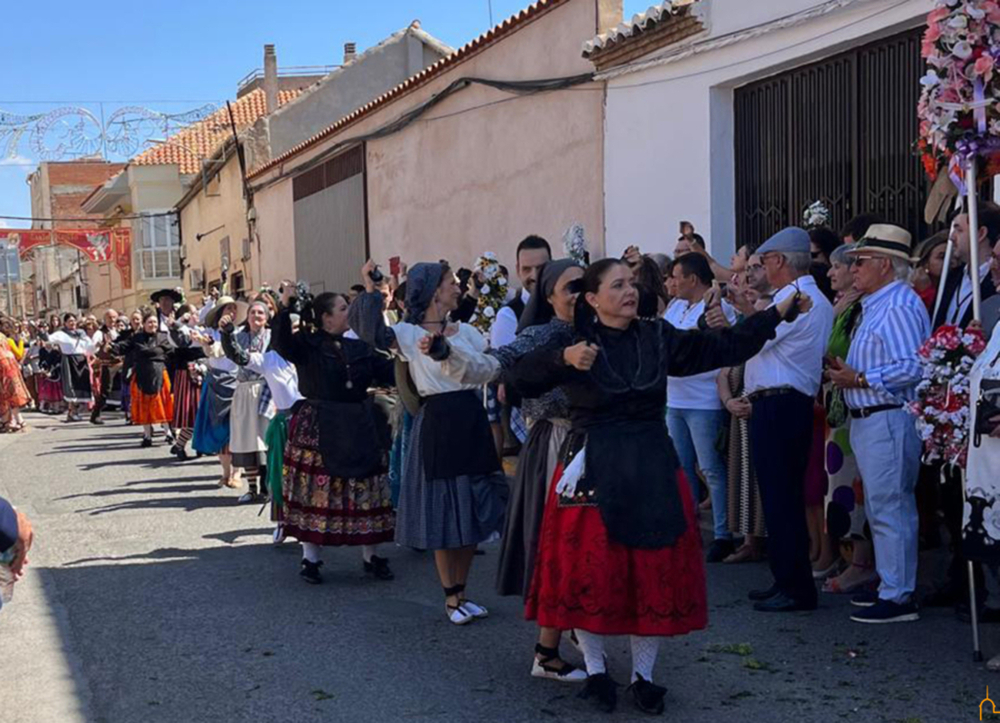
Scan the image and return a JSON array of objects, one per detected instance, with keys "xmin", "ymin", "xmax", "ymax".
[{"xmin": 252, "ymin": 0, "xmax": 618, "ymax": 277}]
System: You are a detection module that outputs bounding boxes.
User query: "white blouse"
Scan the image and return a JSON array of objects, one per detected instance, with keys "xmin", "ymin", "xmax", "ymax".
[
  {"xmin": 48, "ymin": 330, "xmax": 97, "ymax": 356},
  {"xmin": 392, "ymin": 322, "xmax": 498, "ymax": 397}
]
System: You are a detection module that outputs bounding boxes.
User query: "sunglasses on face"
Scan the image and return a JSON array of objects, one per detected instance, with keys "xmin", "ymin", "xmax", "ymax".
[{"xmin": 851, "ymin": 255, "xmax": 883, "ymax": 267}]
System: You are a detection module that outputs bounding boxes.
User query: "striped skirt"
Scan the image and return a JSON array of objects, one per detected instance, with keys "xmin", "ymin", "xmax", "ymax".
[
  {"xmin": 172, "ymin": 368, "xmax": 201, "ymax": 430},
  {"xmin": 131, "ymin": 372, "xmax": 174, "ymax": 426}
]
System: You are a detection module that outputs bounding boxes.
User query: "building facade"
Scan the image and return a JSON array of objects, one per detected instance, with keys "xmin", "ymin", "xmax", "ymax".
[
  {"xmin": 26, "ymin": 159, "xmax": 126, "ymax": 316},
  {"xmin": 249, "ymin": 0, "xmax": 622, "ymax": 294},
  {"xmin": 588, "ymin": 0, "xmax": 935, "ymax": 259}
]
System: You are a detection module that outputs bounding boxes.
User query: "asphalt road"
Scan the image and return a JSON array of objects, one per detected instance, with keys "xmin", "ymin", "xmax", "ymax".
[{"xmin": 0, "ymin": 411, "xmax": 996, "ymax": 723}]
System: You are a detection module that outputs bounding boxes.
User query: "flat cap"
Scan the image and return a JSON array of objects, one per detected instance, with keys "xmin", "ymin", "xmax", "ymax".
[{"xmin": 756, "ymin": 227, "xmax": 811, "ymax": 256}]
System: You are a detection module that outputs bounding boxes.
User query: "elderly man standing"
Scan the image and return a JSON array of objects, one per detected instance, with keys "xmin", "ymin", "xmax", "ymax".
[
  {"xmin": 745, "ymin": 227, "xmax": 834, "ymax": 613},
  {"xmin": 829, "ymin": 225, "xmax": 929, "ymax": 624}
]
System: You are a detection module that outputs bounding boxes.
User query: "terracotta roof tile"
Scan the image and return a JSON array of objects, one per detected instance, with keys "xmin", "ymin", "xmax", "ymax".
[
  {"xmin": 582, "ymin": 1, "xmax": 702, "ymax": 63},
  {"xmin": 248, "ymin": 0, "xmax": 570, "ymax": 180},
  {"xmin": 132, "ymin": 88, "xmax": 300, "ymax": 175}
]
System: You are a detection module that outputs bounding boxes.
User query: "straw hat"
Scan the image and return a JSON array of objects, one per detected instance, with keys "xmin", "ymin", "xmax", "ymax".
[
  {"xmin": 846, "ymin": 224, "xmax": 914, "ymax": 262},
  {"xmin": 204, "ymin": 296, "xmax": 248, "ymax": 329}
]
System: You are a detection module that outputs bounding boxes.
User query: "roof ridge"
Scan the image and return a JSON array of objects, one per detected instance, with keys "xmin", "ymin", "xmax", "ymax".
[{"xmin": 248, "ymin": 0, "xmax": 569, "ymax": 180}]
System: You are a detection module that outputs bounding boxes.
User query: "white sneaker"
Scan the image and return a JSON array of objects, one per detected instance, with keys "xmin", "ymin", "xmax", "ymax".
[
  {"xmin": 446, "ymin": 605, "xmax": 475, "ymax": 625},
  {"xmin": 460, "ymin": 600, "xmax": 489, "ymax": 619},
  {"xmin": 273, "ymin": 525, "xmax": 286, "ymax": 545},
  {"xmin": 531, "ymin": 658, "xmax": 588, "ymax": 683}
]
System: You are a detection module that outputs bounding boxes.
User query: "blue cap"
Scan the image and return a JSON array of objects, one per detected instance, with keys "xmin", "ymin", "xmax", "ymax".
[{"xmin": 756, "ymin": 227, "xmax": 811, "ymax": 255}]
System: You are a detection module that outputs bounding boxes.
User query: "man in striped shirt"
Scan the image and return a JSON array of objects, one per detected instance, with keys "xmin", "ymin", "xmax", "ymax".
[{"xmin": 830, "ymin": 225, "xmax": 930, "ymax": 624}]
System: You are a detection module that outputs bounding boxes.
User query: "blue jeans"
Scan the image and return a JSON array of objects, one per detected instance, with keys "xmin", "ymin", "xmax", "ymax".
[
  {"xmin": 667, "ymin": 407, "xmax": 731, "ymax": 541},
  {"xmin": 850, "ymin": 409, "xmax": 921, "ymax": 604}
]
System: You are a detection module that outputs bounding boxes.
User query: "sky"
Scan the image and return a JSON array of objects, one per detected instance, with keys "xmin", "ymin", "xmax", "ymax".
[{"xmin": 0, "ymin": 0, "xmax": 651, "ymax": 222}]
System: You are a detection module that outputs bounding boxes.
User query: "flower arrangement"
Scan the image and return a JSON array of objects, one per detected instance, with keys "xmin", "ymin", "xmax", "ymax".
[
  {"xmin": 908, "ymin": 323, "xmax": 987, "ymax": 467},
  {"xmin": 917, "ymin": 0, "xmax": 1000, "ymax": 184},
  {"xmin": 562, "ymin": 224, "xmax": 589, "ymax": 264},
  {"xmin": 802, "ymin": 200, "xmax": 831, "ymax": 229},
  {"xmin": 469, "ymin": 251, "xmax": 507, "ymax": 336}
]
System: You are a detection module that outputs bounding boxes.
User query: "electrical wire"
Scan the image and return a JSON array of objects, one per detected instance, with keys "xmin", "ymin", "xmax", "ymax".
[
  {"xmin": 0, "ymin": 211, "xmax": 177, "ymax": 224},
  {"xmin": 250, "ymin": 72, "xmax": 595, "ymax": 192}
]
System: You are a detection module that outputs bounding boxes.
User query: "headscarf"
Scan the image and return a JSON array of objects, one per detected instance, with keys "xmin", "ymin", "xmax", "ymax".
[
  {"xmin": 404, "ymin": 263, "xmax": 445, "ymax": 324},
  {"xmin": 517, "ymin": 259, "xmax": 583, "ymax": 333}
]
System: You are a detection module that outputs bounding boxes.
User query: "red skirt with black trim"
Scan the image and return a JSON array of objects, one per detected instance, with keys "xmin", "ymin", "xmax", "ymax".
[{"xmin": 525, "ymin": 466, "xmax": 707, "ymax": 637}]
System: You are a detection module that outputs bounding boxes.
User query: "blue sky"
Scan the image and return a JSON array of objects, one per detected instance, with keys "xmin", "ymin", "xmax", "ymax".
[{"xmin": 0, "ymin": 0, "xmax": 649, "ymax": 223}]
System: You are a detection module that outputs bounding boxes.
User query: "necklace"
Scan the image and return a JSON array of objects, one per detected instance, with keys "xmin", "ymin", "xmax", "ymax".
[{"xmin": 329, "ymin": 335, "xmax": 354, "ymax": 389}]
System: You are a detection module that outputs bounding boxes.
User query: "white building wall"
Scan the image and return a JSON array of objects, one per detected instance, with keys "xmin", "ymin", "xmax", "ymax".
[{"xmin": 601, "ymin": 0, "xmax": 933, "ymax": 260}]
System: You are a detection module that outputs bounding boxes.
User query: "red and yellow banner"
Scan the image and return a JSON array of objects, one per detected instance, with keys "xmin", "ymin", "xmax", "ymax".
[{"xmin": 0, "ymin": 228, "xmax": 133, "ymax": 290}]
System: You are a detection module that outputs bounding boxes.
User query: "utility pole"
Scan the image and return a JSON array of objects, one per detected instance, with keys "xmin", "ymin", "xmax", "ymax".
[{"xmin": 1, "ymin": 243, "xmax": 13, "ymax": 316}]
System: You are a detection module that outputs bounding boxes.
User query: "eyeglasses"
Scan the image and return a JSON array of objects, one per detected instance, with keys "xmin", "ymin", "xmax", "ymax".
[{"xmin": 851, "ymin": 255, "xmax": 883, "ymax": 267}]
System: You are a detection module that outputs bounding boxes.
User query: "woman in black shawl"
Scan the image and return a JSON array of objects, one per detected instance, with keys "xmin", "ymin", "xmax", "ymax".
[
  {"xmin": 108, "ymin": 308, "xmax": 176, "ymax": 447},
  {"xmin": 502, "ymin": 259, "xmax": 808, "ymax": 714}
]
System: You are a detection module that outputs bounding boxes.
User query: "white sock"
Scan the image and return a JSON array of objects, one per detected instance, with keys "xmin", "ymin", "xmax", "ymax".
[
  {"xmin": 143, "ymin": 424, "xmax": 153, "ymax": 439},
  {"xmin": 574, "ymin": 630, "xmax": 607, "ymax": 675},
  {"xmin": 362, "ymin": 545, "xmax": 377, "ymax": 563},
  {"xmin": 302, "ymin": 542, "xmax": 321, "ymax": 563},
  {"xmin": 630, "ymin": 635, "xmax": 660, "ymax": 683}
]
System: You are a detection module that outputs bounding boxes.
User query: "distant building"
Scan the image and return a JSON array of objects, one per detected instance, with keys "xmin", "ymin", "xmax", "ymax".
[
  {"xmin": 179, "ymin": 27, "xmax": 452, "ymax": 300},
  {"xmin": 248, "ymin": 0, "xmax": 621, "ymax": 295},
  {"xmin": 26, "ymin": 158, "xmax": 127, "ymax": 316},
  {"xmin": 81, "ymin": 88, "xmax": 302, "ymax": 312}
]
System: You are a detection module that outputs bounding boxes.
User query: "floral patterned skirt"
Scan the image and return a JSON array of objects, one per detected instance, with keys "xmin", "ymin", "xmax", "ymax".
[
  {"xmin": 282, "ymin": 402, "xmax": 395, "ymax": 547},
  {"xmin": 525, "ymin": 464, "xmax": 708, "ymax": 637}
]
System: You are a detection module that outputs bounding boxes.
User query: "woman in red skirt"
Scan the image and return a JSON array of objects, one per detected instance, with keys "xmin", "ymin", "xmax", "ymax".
[
  {"xmin": 108, "ymin": 308, "xmax": 175, "ymax": 447},
  {"xmin": 506, "ymin": 259, "xmax": 807, "ymax": 715},
  {"xmin": 169, "ymin": 305, "xmax": 205, "ymax": 460}
]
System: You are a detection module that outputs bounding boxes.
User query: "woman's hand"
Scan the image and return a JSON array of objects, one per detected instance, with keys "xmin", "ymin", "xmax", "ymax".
[
  {"xmin": 361, "ymin": 259, "xmax": 378, "ymax": 294},
  {"xmin": 775, "ymin": 291, "xmax": 813, "ymax": 322},
  {"xmin": 725, "ymin": 397, "xmax": 752, "ymax": 420},
  {"xmin": 417, "ymin": 334, "xmax": 437, "ymax": 356},
  {"xmin": 563, "ymin": 341, "xmax": 599, "ymax": 371},
  {"xmin": 218, "ymin": 313, "xmax": 233, "ymax": 330}
]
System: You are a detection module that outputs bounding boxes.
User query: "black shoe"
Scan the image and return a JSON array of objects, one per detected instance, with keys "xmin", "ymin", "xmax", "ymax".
[
  {"xmin": 956, "ymin": 604, "xmax": 1000, "ymax": 624},
  {"xmin": 140, "ymin": 437, "xmax": 153, "ymax": 448},
  {"xmin": 363, "ymin": 555, "xmax": 394, "ymax": 581},
  {"xmin": 748, "ymin": 585, "xmax": 779, "ymax": 602},
  {"xmin": 706, "ymin": 539, "xmax": 736, "ymax": 563},
  {"xmin": 628, "ymin": 674, "xmax": 666, "ymax": 715},
  {"xmin": 170, "ymin": 445, "xmax": 189, "ymax": 461},
  {"xmin": 850, "ymin": 599, "xmax": 919, "ymax": 624},
  {"xmin": 90, "ymin": 416, "xmax": 104, "ymax": 425},
  {"xmin": 300, "ymin": 559, "xmax": 323, "ymax": 585},
  {"xmin": 753, "ymin": 592, "xmax": 816, "ymax": 613},
  {"xmin": 851, "ymin": 590, "xmax": 878, "ymax": 608},
  {"xmin": 578, "ymin": 673, "xmax": 617, "ymax": 713}
]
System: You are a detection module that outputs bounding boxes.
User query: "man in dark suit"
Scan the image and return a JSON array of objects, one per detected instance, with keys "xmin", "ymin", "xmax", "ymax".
[
  {"xmin": 0, "ymin": 495, "xmax": 33, "ymax": 578},
  {"xmin": 932, "ymin": 201, "xmax": 1000, "ymax": 330}
]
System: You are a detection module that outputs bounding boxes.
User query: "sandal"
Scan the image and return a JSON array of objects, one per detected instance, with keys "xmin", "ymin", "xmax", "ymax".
[
  {"xmin": 444, "ymin": 585, "xmax": 474, "ymax": 626},
  {"xmin": 822, "ymin": 563, "xmax": 878, "ymax": 594},
  {"xmin": 812, "ymin": 558, "xmax": 846, "ymax": 580},
  {"xmin": 531, "ymin": 643, "xmax": 588, "ymax": 682}
]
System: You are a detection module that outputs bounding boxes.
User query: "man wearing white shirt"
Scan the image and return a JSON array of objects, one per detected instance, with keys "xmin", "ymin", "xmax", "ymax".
[
  {"xmin": 489, "ymin": 236, "xmax": 551, "ymax": 452},
  {"xmin": 665, "ymin": 254, "xmax": 738, "ymax": 562},
  {"xmin": 933, "ymin": 202, "xmax": 1000, "ymax": 330},
  {"xmin": 489, "ymin": 236, "xmax": 551, "ymax": 350},
  {"xmin": 744, "ymin": 227, "xmax": 834, "ymax": 613}
]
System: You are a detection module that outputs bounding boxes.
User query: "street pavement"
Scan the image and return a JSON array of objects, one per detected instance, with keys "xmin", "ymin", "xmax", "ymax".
[{"xmin": 0, "ymin": 410, "xmax": 996, "ymax": 723}]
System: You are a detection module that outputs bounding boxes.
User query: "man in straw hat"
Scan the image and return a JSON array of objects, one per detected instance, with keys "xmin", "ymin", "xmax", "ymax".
[{"xmin": 829, "ymin": 224, "xmax": 930, "ymax": 624}]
